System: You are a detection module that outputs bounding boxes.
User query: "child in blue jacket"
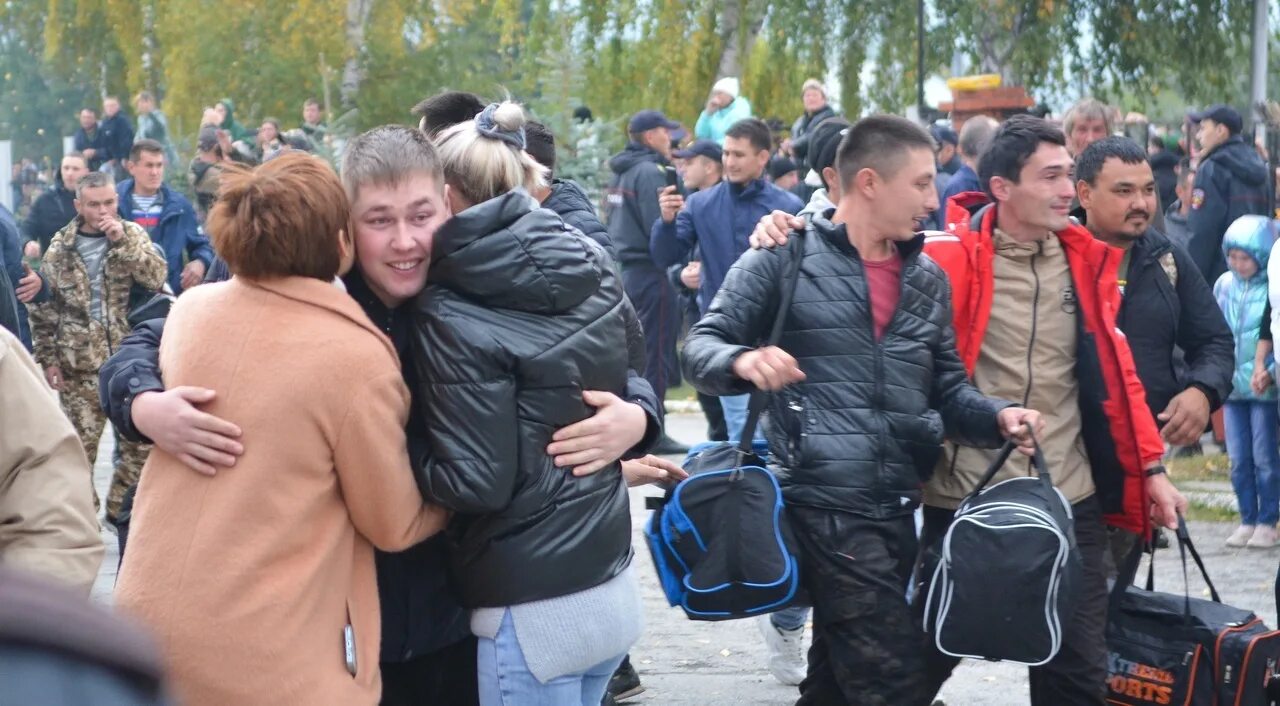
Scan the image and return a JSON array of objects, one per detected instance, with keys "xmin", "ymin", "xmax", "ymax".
[{"xmin": 1214, "ymin": 215, "xmax": 1279, "ymax": 548}]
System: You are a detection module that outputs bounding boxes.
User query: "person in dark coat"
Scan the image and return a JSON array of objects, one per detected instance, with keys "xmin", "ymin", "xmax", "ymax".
[
  {"xmin": 1075, "ymin": 137, "xmax": 1233, "ymax": 458},
  {"xmin": 605, "ymin": 109, "xmax": 689, "ymax": 453},
  {"xmin": 683, "ymin": 115, "xmax": 1040, "ymax": 705},
  {"xmin": 0, "ymin": 204, "xmax": 49, "ymax": 349},
  {"xmin": 420, "ymin": 102, "xmax": 642, "ymax": 704},
  {"xmin": 524, "ymin": 119, "xmax": 614, "ymax": 256},
  {"xmin": 23, "ymin": 153, "xmax": 87, "ymax": 254},
  {"xmin": 97, "ymin": 97, "xmax": 135, "ymax": 177},
  {"xmin": 72, "ymin": 109, "xmax": 105, "ymax": 172},
  {"xmin": 1187, "ymin": 104, "xmax": 1271, "ymax": 284},
  {"xmin": 786, "ymin": 79, "xmax": 838, "ymax": 173},
  {"xmin": 1149, "ymin": 136, "xmax": 1180, "ymax": 211}
]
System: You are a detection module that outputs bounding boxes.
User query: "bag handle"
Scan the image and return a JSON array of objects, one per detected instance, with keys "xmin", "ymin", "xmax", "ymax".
[
  {"xmin": 957, "ymin": 424, "xmax": 1049, "ymax": 509},
  {"xmin": 736, "ymin": 224, "xmax": 807, "ymax": 455},
  {"xmin": 1111, "ymin": 514, "xmax": 1222, "ymax": 623}
]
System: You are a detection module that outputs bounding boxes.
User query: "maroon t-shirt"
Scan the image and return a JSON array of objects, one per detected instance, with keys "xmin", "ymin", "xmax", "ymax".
[{"xmin": 864, "ymin": 251, "xmax": 902, "ymax": 340}]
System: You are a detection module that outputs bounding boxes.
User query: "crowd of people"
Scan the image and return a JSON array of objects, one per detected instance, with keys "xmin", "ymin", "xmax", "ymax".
[{"xmin": 0, "ymin": 71, "xmax": 1276, "ymax": 706}]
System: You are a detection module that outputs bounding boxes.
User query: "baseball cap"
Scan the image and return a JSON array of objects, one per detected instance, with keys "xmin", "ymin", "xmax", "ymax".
[
  {"xmin": 768, "ymin": 156, "xmax": 798, "ymax": 181},
  {"xmin": 804, "ymin": 118, "xmax": 853, "ymax": 188},
  {"xmin": 629, "ymin": 109, "xmax": 681, "ymax": 134},
  {"xmin": 673, "ymin": 139, "xmax": 723, "ymax": 162},
  {"xmin": 1189, "ymin": 104, "xmax": 1243, "ymax": 135},
  {"xmin": 930, "ymin": 125, "xmax": 958, "ymax": 147}
]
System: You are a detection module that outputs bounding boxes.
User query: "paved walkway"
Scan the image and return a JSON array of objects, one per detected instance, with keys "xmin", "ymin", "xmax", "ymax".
[{"xmin": 88, "ymin": 416, "xmax": 1280, "ymax": 705}]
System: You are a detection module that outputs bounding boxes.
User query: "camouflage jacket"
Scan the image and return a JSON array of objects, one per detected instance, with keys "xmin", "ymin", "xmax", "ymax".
[{"xmin": 29, "ymin": 218, "xmax": 168, "ymax": 374}]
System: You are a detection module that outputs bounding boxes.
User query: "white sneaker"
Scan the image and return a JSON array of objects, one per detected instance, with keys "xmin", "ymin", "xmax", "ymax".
[
  {"xmin": 1226, "ymin": 525, "xmax": 1256, "ymax": 547},
  {"xmin": 1247, "ymin": 525, "xmax": 1278, "ymax": 548},
  {"xmin": 756, "ymin": 615, "xmax": 806, "ymax": 686}
]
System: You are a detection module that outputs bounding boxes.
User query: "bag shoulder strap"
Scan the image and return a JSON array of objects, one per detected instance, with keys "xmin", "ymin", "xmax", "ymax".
[{"xmin": 736, "ymin": 224, "xmax": 808, "ymax": 453}]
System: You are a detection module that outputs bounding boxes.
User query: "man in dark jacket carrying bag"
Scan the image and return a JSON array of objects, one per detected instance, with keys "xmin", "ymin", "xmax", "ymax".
[{"xmin": 683, "ymin": 115, "xmax": 1043, "ymax": 706}]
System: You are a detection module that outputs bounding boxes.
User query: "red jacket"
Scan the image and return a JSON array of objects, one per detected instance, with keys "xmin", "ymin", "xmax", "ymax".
[{"xmin": 924, "ymin": 194, "xmax": 1164, "ymax": 534}]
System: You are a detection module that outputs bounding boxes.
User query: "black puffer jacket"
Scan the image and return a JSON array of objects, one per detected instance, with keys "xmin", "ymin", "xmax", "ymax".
[
  {"xmin": 543, "ymin": 178, "xmax": 613, "ymax": 257},
  {"xmin": 1115, "ymin": 227, "xmax": 1234, "ymax": 419},
  {"xmin": 605, "ymin": 143, "xmax": 671, "ymax": 267},
  {"xmin": 682, "ymin": 215, "xmax": 1012, "ymax": 516},
  {"xmin": 411, "ymin": 189, "xmax": 632, "ymax": 608},
  {"xmin": 22, "ymin": 175, "xmax": 76, "ymax": 253},
  {"xmin": 1187, "ymin": 135, "xmax": 1270, "ymax": 284}
]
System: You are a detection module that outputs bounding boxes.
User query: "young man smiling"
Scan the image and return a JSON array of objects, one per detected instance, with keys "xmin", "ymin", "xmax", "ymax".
[
  {"xmin": 99, "ymin": 127, "xmax": 662, "ymax": 705},
  {"xmin": 684, "ymin": 115, "xmax": 1041, "ymax": 705}
]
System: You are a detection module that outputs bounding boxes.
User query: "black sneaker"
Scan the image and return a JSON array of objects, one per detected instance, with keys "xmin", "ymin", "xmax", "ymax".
[
  {"xmin": 607, "ymin": 656, "xmax": 644, "ymax": 701},
  {"xmin": 651, "ymin": 434, "xmax": 690, "ymax": 456}
]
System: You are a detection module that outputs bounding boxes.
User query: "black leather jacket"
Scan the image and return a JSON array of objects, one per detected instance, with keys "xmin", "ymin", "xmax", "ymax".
[
  {"xmin": 682, "ymin": 214, "xmax": 1012, "ymax": 516},
  {"xmin": 411, "ymin": 190, "xmax": 633, "ymax": 608}
]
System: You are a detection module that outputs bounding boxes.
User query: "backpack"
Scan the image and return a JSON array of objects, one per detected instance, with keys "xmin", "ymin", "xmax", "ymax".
[
  {"xmin": 643, "ymin": 229, "xmax": 806, "ymax": 621},
  {"xmin": 923, "ymin": 435, "xmax": 1082, "ymax": 665},
  {"xmin": 1106, "ymin": 518, "xmax": 1280, "ymax": 706}
]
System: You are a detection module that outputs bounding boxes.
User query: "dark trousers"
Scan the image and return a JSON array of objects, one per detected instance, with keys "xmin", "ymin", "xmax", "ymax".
[
  {"xmin": 698, "ymin": 392, "xmax": 728, "ymax": 442},
  {"xmin": 622, "ymin": 265, "xmax": 681, "ymax": 403},
  {"xmin": 915, "ymin": 497, "xmax": 1110, "ymax": 706},
  {"xmin": 789, "ymin": 506, "xmax": 925, "ymax": 706},
  {"xmin": 380, "ymin": 635, "xmax": 479, "ymax": 706}
]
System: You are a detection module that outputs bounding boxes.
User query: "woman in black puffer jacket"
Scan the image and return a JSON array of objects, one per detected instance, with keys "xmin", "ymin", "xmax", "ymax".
[{"xmin": 412, "ymin": 102, "xmax": 640, "ymax": 705}]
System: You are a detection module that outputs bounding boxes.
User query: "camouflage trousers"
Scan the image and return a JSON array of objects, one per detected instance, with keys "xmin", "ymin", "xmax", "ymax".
[{"xmin": 59, "ymin": 371, "xmax": 151, "ymax": 525}]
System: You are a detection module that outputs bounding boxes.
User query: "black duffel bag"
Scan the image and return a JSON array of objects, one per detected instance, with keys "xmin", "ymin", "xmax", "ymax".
[
  {"xmin": 1106, "ymin": 516, "xmax": 1280, "ymax": 706},
  {"xmin": 924, "ymin": 433, "xmax": 1082, "ymax": 665}
]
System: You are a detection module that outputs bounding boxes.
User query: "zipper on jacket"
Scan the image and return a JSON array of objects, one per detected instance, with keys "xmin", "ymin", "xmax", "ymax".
[
  {"xmin": 1022, "ymin": 243, "xmax": 1042, "ymax": 475},
  {"xmin": 863, "ymin": 252, "xmax": 914, "ymax": 513}
]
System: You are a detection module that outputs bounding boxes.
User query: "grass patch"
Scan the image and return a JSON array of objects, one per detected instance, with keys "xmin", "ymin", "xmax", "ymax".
[
  {"xmin": 1183, "ymin": 499, "xmax": 1239, "ymax": 523},
  {"xmin": 1166, "ymin": 453, "xmax": 1230, "ymax": 483},
  {"xmin": 666, "ymin": 381, "xmax": 700, "ymax": 403}
]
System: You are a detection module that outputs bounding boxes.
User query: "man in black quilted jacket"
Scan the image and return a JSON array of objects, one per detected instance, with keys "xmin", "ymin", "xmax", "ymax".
[{"xmin": 683, "ymin": 115, "xmax": 1044, "ymax": 706}]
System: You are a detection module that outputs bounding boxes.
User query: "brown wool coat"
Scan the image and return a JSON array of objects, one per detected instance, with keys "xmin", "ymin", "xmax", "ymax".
[{"xmin": 114, "ymin": 276, "xmax": 442, "ymax": 706}]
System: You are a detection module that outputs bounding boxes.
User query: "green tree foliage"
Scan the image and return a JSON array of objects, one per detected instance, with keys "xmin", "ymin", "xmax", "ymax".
[{"xmin": 2, "ymin": 0, "xmax": 1276, "ymax": 165}]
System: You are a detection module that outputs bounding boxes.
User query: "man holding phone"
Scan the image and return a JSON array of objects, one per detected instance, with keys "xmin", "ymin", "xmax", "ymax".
[{"xmin": 650, "ymin": 117, "xmax": 803, "ymax": 443}]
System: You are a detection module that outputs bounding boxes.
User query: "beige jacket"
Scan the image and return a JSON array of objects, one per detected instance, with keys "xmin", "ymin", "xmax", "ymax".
[
  {"xmin": 0, "ymin": 327, "xmax": 103, "ymax": 594},
  {"xmin": 926, "ymin": 230, "xmax": 1095, "ymax": 509},
  {"xmin": 115, "ymin": 277, "xmax": 444, "ymax": 706}
]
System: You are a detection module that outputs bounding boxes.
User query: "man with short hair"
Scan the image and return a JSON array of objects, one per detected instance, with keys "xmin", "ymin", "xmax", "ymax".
[
  {"xmin": 918, "ymin": 116, "xmax": 1185, "ymax": 705},
  {"xmin": 1076, "ymin": 136, "xmax": 1233, "ymax": 451},
  {"xmin": 117, "ymin": 140, "xmax": 212, "ymax": 294},
  {"xmin": 412, "ymin": 91, "xmax": 487, "ymax": 138},
  {"xmin": 29, "ymin": 171, "xmax": 167, "ymax": 526},
  {"xmin": 133, "ymin": 92, "xmax": 178, "ymax": 169},
  {"xmin": 24, "ymin": 153, "xmax": 89, "ymax": 255},
  {"xmin": 605, "ymin": 109, "xmax": 689, "ymax": 454},
  {"xmin": 684, "ymin": 115, "xmax": 1042, "ymax": 705},
  {"xmin": 299, "ymin": 97, "xmax": 327, "ymax": 143},
  {"xmin": 651, "ymin": 117, "xmax": 803, "ymax": 441},
  {"xmin": 939, "ymin": 116, "xmax": 999, "ymax": 205},
  {"xmin": 73, "ymin": 109, "xmax": 104, "ymax": 172},
  {"xmin": 98, "ymin": 96, "xmax": 135, "ymax": 177},
  {"xmin": 1187, "ymin": 104, "xmax": 1270, "ymax": 284}
]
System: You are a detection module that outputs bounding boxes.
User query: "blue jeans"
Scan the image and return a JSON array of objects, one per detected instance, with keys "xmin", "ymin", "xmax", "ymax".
[
  {"xmin": 1224, "ymin": 400, "xmax": 1280, "ymax": 526},
  {"xmin": 771, "ymin": 604, "xmax": 810, "ymax": 631},
  {"xmin": 476, "ymin": 610, "xmax": 626, "ymax": 706},
  {"xmin": 721, "ymin": 393, "xmax": 767, "ymax": 445}
]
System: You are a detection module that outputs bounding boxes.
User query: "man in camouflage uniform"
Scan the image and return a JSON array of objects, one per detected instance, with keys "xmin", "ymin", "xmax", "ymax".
[{"xmin": 29, "ymin": 171, "xmax": 168, "ymax": 526}]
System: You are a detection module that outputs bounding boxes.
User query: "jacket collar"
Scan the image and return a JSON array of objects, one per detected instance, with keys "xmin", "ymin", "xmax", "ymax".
[
  {"xmin": 810, "ymin": 210, "xmax": 926, "ymax": 261},
  {"xmin": 240, "ymin": 276, "xmax": 398, "ymax": 363}
]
